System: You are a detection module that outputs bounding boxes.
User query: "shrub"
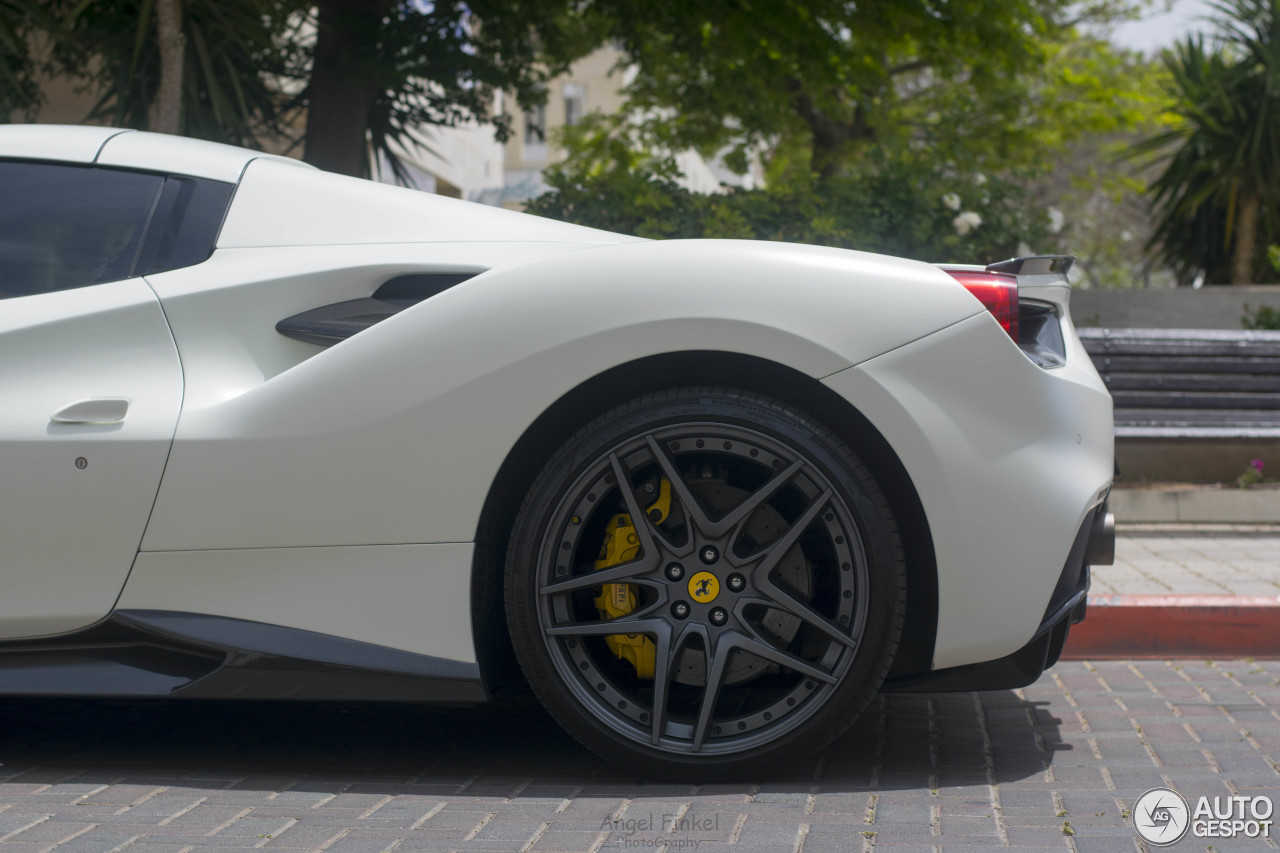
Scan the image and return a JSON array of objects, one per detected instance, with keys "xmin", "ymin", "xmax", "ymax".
[
  {"xmin": 525, "ymin": 124, "xmax": 1051, "ymax": 264},
  {"xmin": 1242, "ymin": 303, "xmax": 1280, "ymax": 331}
]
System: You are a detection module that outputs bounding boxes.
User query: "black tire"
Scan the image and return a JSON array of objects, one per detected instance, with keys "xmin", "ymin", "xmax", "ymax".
[{"xmin": 504, "ymin": 387, "xmax": 906, "ymax": 778}]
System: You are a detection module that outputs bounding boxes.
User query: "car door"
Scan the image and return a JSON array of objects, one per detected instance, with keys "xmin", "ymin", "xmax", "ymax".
[{"xmin": 0, "ymin": 160, "xmax": 184, "ymax": 639}]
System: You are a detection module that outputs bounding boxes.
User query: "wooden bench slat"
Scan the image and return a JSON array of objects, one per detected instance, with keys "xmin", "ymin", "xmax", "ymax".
[
  {"xmin": 1090, "ymin": 355, "xmax": 1280, "ymax": 374},
  {"xmin": 1078, "ymin": 328, "xmax": 1280, "ymax": 343},
  {"xmin": 1114, "ymin": 408, "xmax": 1280, "ymax": 426},
  {"xmin": 1111, "ymin": 390, "xmax": 1280, "ymax": 410},
  {"xmin": 1102, "ymin": 373, "xmax": 1280, "ymax": 393},
  {"xmin": 1115, "ymin": 425, "xmax": 1280, "ymax": 438},
  {"xmin": 1082, "ymin": 340, "xmax": 1280, "ymax": 357},
  {"xmin": 1076, "ymin": 330, "xmax": 1280, "ymax": 434}
]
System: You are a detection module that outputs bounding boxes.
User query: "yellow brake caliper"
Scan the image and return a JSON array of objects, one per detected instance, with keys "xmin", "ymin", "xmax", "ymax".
[{"xmin": 592, "ymin": 477, "xmax": 671, "ymax": 679}]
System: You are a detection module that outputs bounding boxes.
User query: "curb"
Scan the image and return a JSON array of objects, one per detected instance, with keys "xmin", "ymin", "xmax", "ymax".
[
  {"xmin": 1111, "ymin": 485, "xmax": 1280, "ymax": 524},
  {"xmin": 1061, "ymin": 595, "xmax": 1280, "ymax": 660}
]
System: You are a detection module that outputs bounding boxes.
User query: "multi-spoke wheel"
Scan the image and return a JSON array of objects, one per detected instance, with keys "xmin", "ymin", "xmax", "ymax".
[{"xmin": 505, "ymin": 388, "xmax": 906, "ymax": 776}]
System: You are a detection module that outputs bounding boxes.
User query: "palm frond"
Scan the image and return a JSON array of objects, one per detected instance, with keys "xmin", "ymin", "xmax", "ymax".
[{"xmin": 1141, "ymin": 1, "xmax": 1280, "ymax": 282}]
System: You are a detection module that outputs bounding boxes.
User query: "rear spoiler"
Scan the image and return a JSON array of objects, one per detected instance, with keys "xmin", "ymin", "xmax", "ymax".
[
  {"xmin": 986, "ymin": 255, "xmax": 1073, "ymax": 277},
  {"xmin": 984, "ymin": 255, "xmax": 1076, "ymax": 316}
]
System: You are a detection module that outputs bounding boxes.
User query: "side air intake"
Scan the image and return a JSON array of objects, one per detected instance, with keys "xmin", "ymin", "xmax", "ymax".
[{"xmin": 276, "ymin": 271, "xmax": 478, "ymax": 347}]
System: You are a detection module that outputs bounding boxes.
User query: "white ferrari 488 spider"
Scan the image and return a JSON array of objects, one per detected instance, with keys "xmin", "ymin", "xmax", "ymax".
[{"xmin": 0, "ymin": 125, "xmax": 1114, "ymax": 776}]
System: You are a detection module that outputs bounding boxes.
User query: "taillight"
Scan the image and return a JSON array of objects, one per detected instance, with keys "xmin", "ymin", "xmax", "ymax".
[{"xmin": 944, "ymin": 269, "xmax": 1019, "ymax": 342}]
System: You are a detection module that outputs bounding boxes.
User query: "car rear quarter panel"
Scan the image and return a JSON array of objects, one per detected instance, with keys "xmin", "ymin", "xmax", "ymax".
[
  {"xmin": 823, "ymin": 306, "xmax": 1114, "ymax": 669},
  {"xmin": 140, "ymin": 239, "xmax": 979, "ymax": 553}
]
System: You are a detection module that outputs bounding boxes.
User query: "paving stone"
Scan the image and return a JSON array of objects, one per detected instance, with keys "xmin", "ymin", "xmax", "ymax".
[
  {"xmin": 78, "ymin": 788, "xmax": 161, "ymax": 807},
  {"xmin": 263, "ymin": 820, "xmax": 347, "ymax": 848},
  {"xmin": 215, "ymin": 816, "xmax": 297, "ymax": 838},
  {"xmin": 415, "ymin": 810, "xmax": 490, "ymax": 832},
  {"xmin": 117, "ymin": 796, "xmax": 204, "ymax": 820},
  {"xmin": 319, "ymin": 836, "xmax": 401, "ymax": 853},
  {"xmin": 524, "ymin": 828, "xmax": 606, "ymax": 851},
  {"xmin": 733, "ymin": 819, "xmax": 801, "ymax": 846},
  {"xmin": 45, "ymin": 832, "xmax": 141, "ymax": 853},
  {"xmin": 4, "ymin": 820, "xmax": 92, "ymax": 844},
  {"xmin": 0, "ymin": 814, "xmax": 46, "ymax": 840},
  {"xmin": 1093, "ymin": 526, "xmax": 1280, "ymax": 595},
  {"xmin": 468, "ymin": 819, "xmax": 542, "ymax": 841}
]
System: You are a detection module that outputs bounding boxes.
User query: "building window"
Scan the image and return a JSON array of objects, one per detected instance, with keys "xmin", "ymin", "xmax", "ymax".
[
  {"xmin": 524, "ymin": 104, "xmax": 546, "ymax": 145},
  {"xmin": 563, "ymin": 83, "xmax": 585, "ymax": 126}
]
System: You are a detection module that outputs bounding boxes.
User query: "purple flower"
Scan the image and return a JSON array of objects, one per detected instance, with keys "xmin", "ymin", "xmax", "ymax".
[{"xmin": 1251, "ymin": 458, "xmax": 1265, "ymax": 472}]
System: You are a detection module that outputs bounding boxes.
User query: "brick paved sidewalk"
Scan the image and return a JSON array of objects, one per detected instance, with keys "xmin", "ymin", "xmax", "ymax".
[
  {"xmin": 1093, "ymin": 525, "xmax": 1280, "ymax": 597},
  {"xmin": 0, "ymin": 659, "xmax": 1276, "ymax": 852}
]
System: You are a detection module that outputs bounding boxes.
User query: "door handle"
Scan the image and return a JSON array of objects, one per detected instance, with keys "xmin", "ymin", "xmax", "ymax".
[{"xmin": 50, "ymin": 398, "xmax": 131, "ymax": 425}]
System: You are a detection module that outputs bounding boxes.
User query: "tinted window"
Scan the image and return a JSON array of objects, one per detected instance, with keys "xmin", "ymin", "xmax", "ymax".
[
  {"xmin": 134, "ymin": 175, "xmax": 234, "ymax": 276},
  {"xmin": 0, "ymin": 161, "xmax": 163, "ymax": 300}
]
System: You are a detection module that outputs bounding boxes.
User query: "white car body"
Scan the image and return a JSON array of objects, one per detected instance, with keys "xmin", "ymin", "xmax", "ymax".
[{"xmin": 0, "ymin": 126, "xmax": 1113, "ymax": 739}]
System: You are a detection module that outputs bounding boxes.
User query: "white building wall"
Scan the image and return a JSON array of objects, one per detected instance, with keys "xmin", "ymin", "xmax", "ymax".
[{"xmin": 374, "ymin": 47, "xmax": 765, "ymax": 206}]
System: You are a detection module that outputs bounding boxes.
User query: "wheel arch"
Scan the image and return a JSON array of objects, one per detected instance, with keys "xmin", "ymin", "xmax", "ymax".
[{"xmin": 470, "ymin": 350, "xmax": 939, "ymax": 697}]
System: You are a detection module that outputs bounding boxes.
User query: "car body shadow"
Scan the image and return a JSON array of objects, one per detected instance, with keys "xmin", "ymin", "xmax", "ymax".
[{"xmin": 0, "ymin": 689, "xmax": 1064, "ymax": 794}]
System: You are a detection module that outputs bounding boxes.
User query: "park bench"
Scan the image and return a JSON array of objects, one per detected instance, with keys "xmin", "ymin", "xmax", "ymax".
[{"xmin": 1078, "ymin": 328, "xmax": 1280, "ymax": 438}]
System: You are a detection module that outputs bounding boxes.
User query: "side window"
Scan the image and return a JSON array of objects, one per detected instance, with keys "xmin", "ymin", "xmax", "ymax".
[
  {"xmin": 134, "ymin": 175, "xmax": 234, "ymax": 276},
  {"xmin": 0, "ymin": 161, "xmax": 234, "ymax": 302},
  {"xmin": 0, "ymin": 161, "xmax": 163, "ymax": 301}
]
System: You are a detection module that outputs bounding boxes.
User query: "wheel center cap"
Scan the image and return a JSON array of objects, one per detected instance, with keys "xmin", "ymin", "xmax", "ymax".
[{"xmin": 688, "ymin": 571, "xmax": 720, "ymax": 603}]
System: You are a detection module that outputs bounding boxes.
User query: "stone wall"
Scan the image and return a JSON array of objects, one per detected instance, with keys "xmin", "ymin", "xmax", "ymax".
[{"xmin": 1069, "ymin": 285, "xmax": 1280, "ymax": 330}]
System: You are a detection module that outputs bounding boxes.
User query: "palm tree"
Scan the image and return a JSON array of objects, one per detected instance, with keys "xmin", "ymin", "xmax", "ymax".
[
  {"xmin": 36, "ymin": 0, "xmax": 303, "ymax": 148},
  {"xmin": 0, "ymin": 0, "xmax": 48, "ymax": 120},
  {"xmin": 1141, "ymin": 0, "xmax": 1280, "ymax": 285},
  {"xmin": 150, "ymin": 0, "xmax": 185, "ymax": 134}
]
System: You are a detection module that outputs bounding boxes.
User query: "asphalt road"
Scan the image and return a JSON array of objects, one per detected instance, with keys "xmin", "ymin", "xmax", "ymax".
[{"xmin": 0, "ymin": 659, "xmax": 1277, "ymax": 852}]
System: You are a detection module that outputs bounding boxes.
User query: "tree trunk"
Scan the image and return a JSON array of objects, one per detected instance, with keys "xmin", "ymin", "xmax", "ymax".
[
  {"xmin": 1231, "ymin": 191, "xmax": 1260, "ymax": 285},
  {"xmin": 304, "ymin": 0, "xmax": 394, "ymax": 176},
  {"xmin": 790, "ymin": 88, "xmax": 873, "ymax": 181},
  {"xmin": 810, "ymin": 132, "xmax": 846, "ymax": 182},
  {"xmin": 151, "ymin": 0, "xmax": 185, "ymax": 134}
]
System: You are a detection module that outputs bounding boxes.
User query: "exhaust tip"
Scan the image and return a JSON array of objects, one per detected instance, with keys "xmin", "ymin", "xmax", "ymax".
[{"xmin": 1086, "ymin": 508, "xmax": 1116, "ymax": 566}]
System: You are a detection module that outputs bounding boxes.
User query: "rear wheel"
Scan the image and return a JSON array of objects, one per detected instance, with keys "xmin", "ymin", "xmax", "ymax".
[{"xmin": 504, "ymin": 388, "xmax": 906, "ymax": 777}]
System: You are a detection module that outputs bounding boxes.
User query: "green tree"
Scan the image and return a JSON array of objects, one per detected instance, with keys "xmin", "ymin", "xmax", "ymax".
[
  {"xmin": 529, "ymin": 8, "xmax": 1168, "ymax": 275},
  {"xmin": 1139, "ymin": 0, "xmax": 1280, "ymax": 285},
  {"xmin": 1025, "ymin": 45, "xmax": 1175, "ymax": 288},
  {"xmin": 596, "ymin": 1, "xmax": 1148, "ymax": 180}
]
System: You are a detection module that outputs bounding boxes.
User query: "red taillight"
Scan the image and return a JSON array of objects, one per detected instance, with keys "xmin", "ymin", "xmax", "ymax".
[{"xmin": 943, "ymin": 269, "xmax": 1019, "ymax": 342}]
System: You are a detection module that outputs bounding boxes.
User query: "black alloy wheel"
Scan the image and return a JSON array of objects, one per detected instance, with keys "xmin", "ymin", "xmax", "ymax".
[{"xmin": 505, "ymin": 388, "xmax": 906, "ymax": 777}]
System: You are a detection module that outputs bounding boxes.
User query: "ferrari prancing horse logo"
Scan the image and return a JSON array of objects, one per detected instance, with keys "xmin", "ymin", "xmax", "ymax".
[{"xmin": 688, "ymin": 571, "xmax": 720, "ymax": 602}]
